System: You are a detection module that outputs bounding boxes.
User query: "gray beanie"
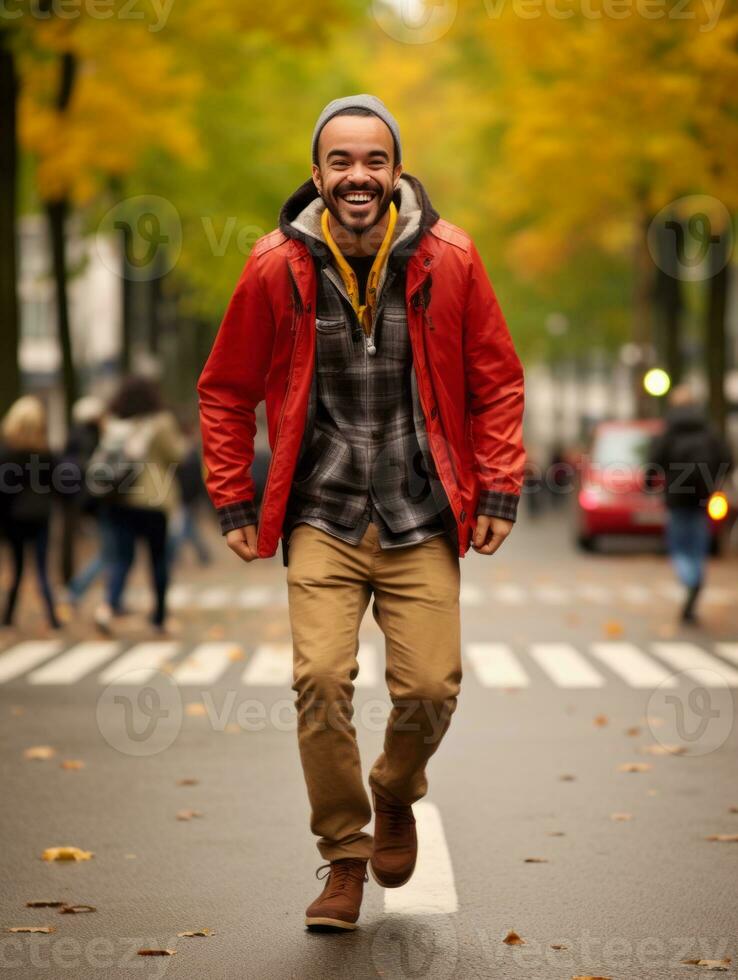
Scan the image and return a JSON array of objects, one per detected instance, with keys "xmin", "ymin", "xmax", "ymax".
[{"xmin": 311, "ymin": 94, "xmax": 402, "ymax": 165}]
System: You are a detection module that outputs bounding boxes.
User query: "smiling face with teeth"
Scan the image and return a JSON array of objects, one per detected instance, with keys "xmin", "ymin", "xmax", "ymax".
[{"xmin": 312, "ymin": 112, "xmax": 402, "ymax": 256}]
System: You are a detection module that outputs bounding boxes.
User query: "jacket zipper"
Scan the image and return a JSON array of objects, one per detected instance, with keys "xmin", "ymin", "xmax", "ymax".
[
  {"xmin": 256, "ymin": 269, "xmax": 305, "ymax": 550},
  {"xmin": 410, "ymin": 273, "xmax": 463, "ymax": 539}
]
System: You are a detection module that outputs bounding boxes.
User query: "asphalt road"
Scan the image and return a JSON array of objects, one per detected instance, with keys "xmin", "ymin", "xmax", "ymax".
[{"xmin": 1, "ymin": 503, "xmax": 737, "ymax": 980}]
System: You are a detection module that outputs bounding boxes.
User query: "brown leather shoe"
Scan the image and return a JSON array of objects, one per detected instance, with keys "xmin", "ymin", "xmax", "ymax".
[
  {"xmin": 304, "ymin": 858, "xmax": 368, "ymax": 930},
  {"xmin": 369, "ymin": 790, "xmax": 417, "ymax": 888}
]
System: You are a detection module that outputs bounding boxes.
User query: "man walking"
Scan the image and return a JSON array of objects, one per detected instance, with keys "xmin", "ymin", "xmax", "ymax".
[
  {"xmin": 197, "ymin": 95, "xmax": 526, "ymax": 930},
  {"xmin": 649, "ymin": 385, "xmax": 733, "ymax": 624}
]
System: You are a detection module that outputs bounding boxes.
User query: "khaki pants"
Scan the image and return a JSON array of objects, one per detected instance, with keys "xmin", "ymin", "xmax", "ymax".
[{"xmin": 286, "ymin": 521, "xmax": 462, "ymax": 861}]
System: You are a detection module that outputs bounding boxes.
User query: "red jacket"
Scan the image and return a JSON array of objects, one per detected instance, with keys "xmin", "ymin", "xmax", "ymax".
[{"xmin": 197, "ymin": 181, "xmax": 526, "ymax": 560}]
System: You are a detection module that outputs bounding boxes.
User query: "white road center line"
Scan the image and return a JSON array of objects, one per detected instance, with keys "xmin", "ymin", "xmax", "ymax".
[
  {"xmin": 466, "ymin": 643, "xmax": 529, "ymax": 688},
  {"xmin": 0, "ymin": 641, "xmax": 63, "ymax": 683},
  {"xmin": 589, "ymin": 642, "xmax": 679, "ymax": 689},
  {"xmin": 28, "ymin": 642, "xmax": 120, "ymax": 685},
  {"xmin": 383, "ymin": 802, "xmax": 458, "ymax": 914},
  {"xmin": 651, "ymin": 642, "xmax": 738, "ymax": 686},
  {"xmin": 529, "ymin": 643, "xmax": 605, "ymax": 688}
]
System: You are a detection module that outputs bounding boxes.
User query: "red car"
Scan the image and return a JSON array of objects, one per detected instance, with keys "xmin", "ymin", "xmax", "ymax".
[{"xmin": 574, "ymin": 419, "xmax": 730, "ymax": 552}]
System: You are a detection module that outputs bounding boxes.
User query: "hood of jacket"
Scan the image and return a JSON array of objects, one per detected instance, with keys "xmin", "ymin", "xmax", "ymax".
[{"xmin": 278, "ymin": 171, "xmax": 440, "ymax": 271}]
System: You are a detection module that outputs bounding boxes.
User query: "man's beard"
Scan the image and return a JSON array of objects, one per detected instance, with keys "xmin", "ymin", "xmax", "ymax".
[{"xmin": 322, "ymin": 185, "xmax": 394, "ymax": 236}]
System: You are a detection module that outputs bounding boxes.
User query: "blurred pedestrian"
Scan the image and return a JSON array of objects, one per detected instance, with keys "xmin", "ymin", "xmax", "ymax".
[
  {"xmin": 90, "ymin": 376, "xmax": 185, "ymax": 634},
  {"xmin": 0, "ymin": 395, "xmax": 60, "ymax": 631},
  {"xmin": 58, "ymin": 396, "xmax": 117, "ymax": 610},
  {"xmin": 648, "ymin": 385, "xmax": 733, "ymax": 624},
  {"xmin": 166, "ymin": 421, "xmax": 212, "ymax": 568}
]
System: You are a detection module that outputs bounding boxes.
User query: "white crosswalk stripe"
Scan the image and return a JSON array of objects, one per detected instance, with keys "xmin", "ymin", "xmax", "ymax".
[
  {"xmin": 715, "ymin": 643, "xmax": 738, "ymax": 666},
  {"xmin": 126, "ymin": 581, "xmax": 738, "ymax": 611},
  {"xmin": 466, "ymin": 643, "xmax": 530, "ymax": 688},
  {"xmin": 650, "ymin": 642, "xmax": 738, "ymax": 686},
  {"xmin": 576, "ymin": 584, "xmax": 612, "ymax": 604},
  {"xmin": 490, "ymin": 584, "xmax": 526, "ymax": 605},
  {"xmin": 98, "ymin": 642, "xmax": 180, "ymax": 685},
  {"xmin": 532, "ymin": 585, "xmax": 569, "ymax": 605},
  {"xmin": 354, "ymin": 643, "xmax": 379, "ymax": 688},
  {"xmin": 241, "ymin": 644, "xmax": 292, "ymax": 686},
  {"xmin": 530, "ymin": 642, "xmax": 605, "ymax": 688},
  {"xmin": 172, "ymin": 643, "xmax": 242, "ymax": 685},
  {"xmin": 28, "ymin": 642, "xmax": 120, "ymax": 685},
  {"xmin": 0, "ymin": 641, "xmax": 63, "ymax": 683},
  {"xmin": 589, "ymin": 642, "xmax": 679, "ymax": 689},
  {"xmin": 383, "ymin": 802, "xmax": 457, "ymax": 914},
  {"xmin": 4, "ymin": 639, "xmax": 738, "ymax": 689}
]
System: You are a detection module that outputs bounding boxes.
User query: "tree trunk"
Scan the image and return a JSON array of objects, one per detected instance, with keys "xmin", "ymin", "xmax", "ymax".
[
  {"xmin": 0, "ymin": 36, "xmax": 21, "ymax": 418},
  {"xmin": 45, "ymin": 198, "xmax": 77, "ymax": 427},
  {"xmin": 654, "ymin": 217, "xmax": 683, "ymax": 389},
  {"xmin": 43, "ymin": 48, "xmax": 77, "ymax": 427},
  {"xmin": 706, "ymin": 232, "xmax": 730, "ymax": 435},
  {"xmin": 632, "ymin": 208, "xmax": 657, "ymax": 417}
]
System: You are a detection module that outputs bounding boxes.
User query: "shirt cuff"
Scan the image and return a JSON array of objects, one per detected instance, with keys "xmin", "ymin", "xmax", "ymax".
[
  {"xmin": 475, "ymin": 490, "xmax": 519, "ymax": 523},
  {"xmin": 217, "ymin": 499, "xmax": 258, "ymax": 535}
]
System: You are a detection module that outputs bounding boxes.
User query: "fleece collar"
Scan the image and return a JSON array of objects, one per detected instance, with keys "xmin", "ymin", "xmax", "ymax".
[{"xmin": 278, "ymin": 171, "xmax": 440, "ymax": 272}]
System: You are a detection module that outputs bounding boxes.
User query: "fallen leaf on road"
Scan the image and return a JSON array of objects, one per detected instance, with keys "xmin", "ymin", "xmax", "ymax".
[
  {"xmin": 551, "ymin": 944, "xmax": 568, "ymax": 950},
  {"xmin": 41, "ymin": 847, "xmax": 93, "ymax": 862},
  {"xmin": 524, "ymin": 857, "xmax": 549, "ymax": 863},
  {"xmin": 59, "ymin": 905, "xmax": 96, "ymax": 914},
  {"xmin": 24, "ymin": 746, "xmax": 56, "ymax": 761},
  {"xmin": 25, "ymin": 901, "xmax": 64, "ymax": 908},
  {"xmin": 185, "ymin": 703, "xmax": 207, "ymax": 717},
  {"xmin": 228, "ymin": 647, "xmax": 245, "ymax": 662},
  {"xmin": 137, "ymin": 949, "xmax": 177, "ymax": 957},
  {"xmin": 640, "ymin": 744, "xmax": 687, "ymax": 756},
  {"xmin": 124, "ymin": 854, "xmax": 137, "ymax": 860},
  {"xmin": 176, "ymin": 778, "xmax": 199, "ymax": 786},
  {"xmin": 611, "ymin": 812, "xmax": 633, "ymax": 821},
  {"xmin": 593, "ymin": 714, "xmax": 608, "ymax": 727},
  {"xmin": 704, "ymin": 834, "xmax": 738, "ymax": 842},
  {"xmin": 681, "ymin": 958, "xmax": 731, "ymax": 970},
  {"xmin": 728, "ymin": 806, "xmax": 738, "ymax": 814},
  {"xmin": 645, "ymin": 715, "xmax": 664, "ymax": 728},
  {"xmin": 617, "ymin": 762, "xmax": 652, "ymax": 773},
  {"xmin": 625, "ymin": 726, "xmax": 642, "ymax": 737},
  {"xmin": 572, "ymin": 976, "xmax": 612, "ymax": 980},
  {"xmin": 177, "ymin": 928, "xmax": 215, "ymax": 937},
  {"xmin": 503, "ymin": 930, "xmax": 525, "ymax": 945},
  {"xmin": 206, "ymin": 625, "xmax": 226, "ymax": 640},
  {"xmin": 547, "ymin": 831, "xmax": 566, "ymax": 837},
  {"xmin": 224, "ymin": 723, "xmax": 241, "ymax": 734},
  {"xmin": 60, "ymin": 760, "xmax": 85, "ymax": 770},
  {"xmin": 10, "ymin": 706, "xmax": 24, "ymax": 716},
  {"xmin": 7, "ymin": 926, "xmax": 55, "ymax": 934},
  {"xmin": 559, "ymin": 774, "xmax": 576, "ymax": 782},
  {"xmin": 176, "ymin": 809, "xmax": 203, "ymax": 821},
  {"xmin": 603, "ymin": 619, "xmax": 623, "ymax": 638}
]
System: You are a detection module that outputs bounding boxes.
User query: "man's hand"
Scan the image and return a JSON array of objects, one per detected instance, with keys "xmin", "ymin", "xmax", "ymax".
[
  {"xmin": 226, "ymin": 524, "xmax": 259, "ymax": 563},
  {"xmin": 472, "ymin": 515, "xmax": 513, "ymax": 556}
]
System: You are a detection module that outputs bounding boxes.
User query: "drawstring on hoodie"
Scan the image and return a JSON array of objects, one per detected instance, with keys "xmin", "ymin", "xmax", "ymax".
[{"xmin": 320, "ymin": 201, "xmax": 398, "ymax": 350}]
